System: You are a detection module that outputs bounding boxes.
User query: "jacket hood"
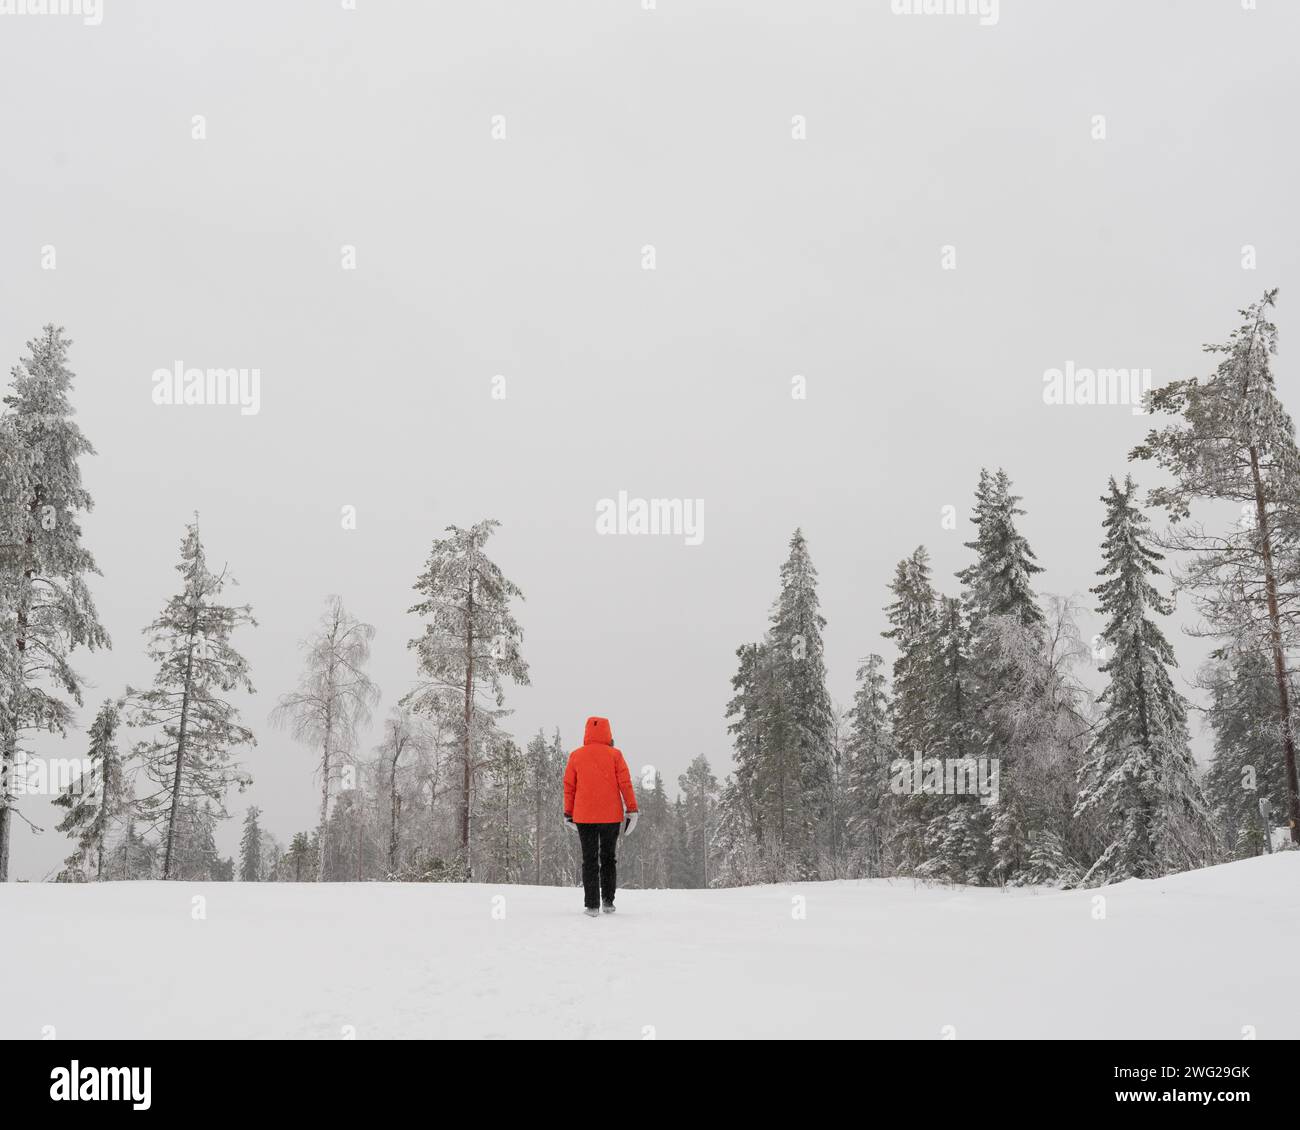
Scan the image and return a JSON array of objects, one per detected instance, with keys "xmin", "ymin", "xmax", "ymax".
[{"xmin": 584, "ymin": 716, "xmax": 614, "ymax": 746}]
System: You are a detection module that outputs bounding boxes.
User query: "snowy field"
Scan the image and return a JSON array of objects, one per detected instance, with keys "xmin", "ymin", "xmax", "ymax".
[{"xmin": 6, "ymin": 854, "xmax": 1296, "ymax": 1040}]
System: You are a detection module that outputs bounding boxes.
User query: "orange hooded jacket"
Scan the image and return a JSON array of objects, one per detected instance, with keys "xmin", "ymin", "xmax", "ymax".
[{"xmin": 564, "ymin": 717, "xmax": 638, "ymax": 824}]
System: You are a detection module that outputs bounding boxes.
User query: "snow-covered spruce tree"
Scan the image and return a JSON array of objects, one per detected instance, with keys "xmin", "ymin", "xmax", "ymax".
[
  {"xmin": 931, "ymin": 597, "xmax": 976, "ymax": 763},
  {"xmin": 552, "ymin": 730, "xmax": 582, "ymax": 883},
  {"xmin": 635, "ymin": 770, "xmax": 671, "ymax": 888},
  {"xmin": 476, "ymin": 733, "xmax": 528, "ymax": 883},
  {"xmin": 0, "ymin": 326, "xmax": 109, "ymax": 881},
  {"xmin": 880, "ymin": 546, "xmax": 940, "ymax": 873},
  {"xmin": 53, "ymin": 697, "xmax": 133, "ymax": 881},
  {"xmin": 956, "ymin": 477, "xmax": 1097, "ymax": 886},
  {"xmin": 959, "ymin": 469, "xmax": 1047, "ymax": 635},
  {"xmin": 912, "ymin": 595, "xmax": 990, "ymax": 885},
  {"xmin": 1132, "ymin": 290, "xmax": 1300, "ymax": 844},
  {"xmin": 258, "ymin": 830, "xmax": 283, "ymax": 882},
  {"xmin": 843, "ymin": 653, "xmax": 893, "ymax": 877},
  {"xmin": 883, "ymin": 548, "xmax": 938, "ymax": 757},
  {"xmin": 667, "ymin": 796, "xmax": 692, "ymax": 888},
  {"xmin": 402, "ymin": 520, "xmax": 529, "ymax": 879},
  {"xmin": 824, "ymin": 705, "xmax": 853, "ymax": 878},
  {"xmin": 956, "ymin": 468, "xmax": 1047, "ymax": 883},
  {"xmin": 517, "ymin": 727, "xmax": 574, "ymax": 886},
  {"xmin": 238, "ymin": 806, "xmax": 263, "ymax": 882},
  {"xmin": 520, "ymin": 728, "xmax": 571, "ymax": 885},
  {"xmin": 1201, "ymin": 650, "xmax": 1293, "ymax": 857},
  {"xmin": 723, "ymin": 533, "xmax": 834, "ymax": 882},
  {"xmin": 873, "ymin": 549, "xmax": 988, "ymax": 883},
  {"xmin": 767, "ymin": 529, "xmax": 835, "ymax": 877},
  {"xmin": 615, "ymin": 757, "xmax": 648, "ymax": 887},
  {"xmin": 523, "ymin": 730, "xmax": 551, "ymax": 885},
  {"xmin": 711, "ymin": 774, "xmax": 764, "ymax": 886},
  {"xmin": 495, "ymin": 726, "xmax": 575, "ymax": 887},
  {"xmin": 1076, "ymin": 476, "xmax": 1217, "ymax": 883},
  {"xmin": 724, "ymin": 639, "xmax": 776, "ymax": 872},
  {"xmin": 130, "ymin": 519, "xmax": 256, "ymax": 879},
  {"xmin": 676, "ymin": 754, "xmax": 720, "ymax": 888},
  {"xmin": 106, "ymin": 819, "xmax": 156, "ymax": 880},
  {"xmin": 271, "ymin": 595, "xmax": 380, "ymax": 882},
  {"xmin": 283, "ymin": 831, "xmax": 314, "ymax": 882}
]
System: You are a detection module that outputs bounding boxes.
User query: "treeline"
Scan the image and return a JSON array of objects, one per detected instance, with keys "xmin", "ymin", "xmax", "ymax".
[
  {"xmin": 0, "ymin": 332, "xmax": 725, "ymax": 886},
  {"xmin": 713, "ymin": 291, "xmax": 1300, "ymax": 887},
  {"xmin": 3, "ymin": 291, "xmax": 1299, "ymax": 888},
  {"xmin": 223, "ymin": 744, "xmax": 723, "ymax": 889}
]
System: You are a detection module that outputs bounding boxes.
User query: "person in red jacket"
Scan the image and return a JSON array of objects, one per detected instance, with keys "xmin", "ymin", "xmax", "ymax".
[{"xmin": 564, "ymin": 716, "xmax": 638, "ymax": 916}]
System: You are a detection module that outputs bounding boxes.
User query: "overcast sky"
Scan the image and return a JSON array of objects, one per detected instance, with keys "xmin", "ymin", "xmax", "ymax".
[{"xmin": 3, "ymin": 0, "xmax": 1298, "ymax": 880}]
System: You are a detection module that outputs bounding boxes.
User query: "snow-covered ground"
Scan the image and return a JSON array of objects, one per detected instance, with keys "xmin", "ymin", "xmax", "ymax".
[{"xmin": 6, "ymin": 854, "xmax": 1296, "ymax": 1039}]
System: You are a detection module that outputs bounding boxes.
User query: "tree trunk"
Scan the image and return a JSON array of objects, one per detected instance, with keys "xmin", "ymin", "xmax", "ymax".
[
  {"xmin": 355, "ymin": 799, "xmax": 363, "ymax": 881},
  {"xmin": 0, "ymin": 632, "xmax": 20, "ymax": 879},
  {"xmin": 316, "ymin": 703, "xmax": 334, "ymax": 883},
  {"xmin": 389, "ymin": 741, "xmax": 403, "ymax": 877},
  {"xmin": 0, "ymin": 491, "xmax": 39, "ymax": 882},
  {"xmin": 503, "ymin": 761, "xmax": 511, "ymax": 882},
  {"xmin": 162, "ymin": 620, "xmax": 199, "ymax": 879},
  {"xmin": 461, "ymin": 574, "xmax": 475, "ymax": 868},
  {"xmin": 703, "ymin": 802, "xmax": 709, "ymax": 887},
  {"xmin": 427, "ymin": 753, "xmax": 440, "ymax": 868},
  {"xmin": 0, "ymin": 638, "xmax": 17, "ymax": 880},
  {"xmin": 1129, "ymin": 562, "xmax": 1155, "ymax": 867},
  {"xmin": 1248, "ymin": 444, "xmax": 1300, "ymax": 843}
]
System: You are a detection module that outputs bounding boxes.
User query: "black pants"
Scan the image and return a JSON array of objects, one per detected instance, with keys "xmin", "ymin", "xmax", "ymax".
[{"xmin": 577, "ymin": 822, "xmax": 621, "ymax": 908}]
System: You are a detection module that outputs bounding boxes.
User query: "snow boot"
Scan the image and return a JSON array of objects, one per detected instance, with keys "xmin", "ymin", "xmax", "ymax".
[
  {"xmin": 584, "ymin": 907, "xmax": 600, "ymax": 918},
  {"xmin": 601, "ymin": 901, "xmax": 616, "ymax": 914}
]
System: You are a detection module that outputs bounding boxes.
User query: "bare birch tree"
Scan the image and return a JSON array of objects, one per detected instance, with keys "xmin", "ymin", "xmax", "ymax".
[{"xmin": 271, "ymin": 595, "xmax": 380, "ymax": 881}]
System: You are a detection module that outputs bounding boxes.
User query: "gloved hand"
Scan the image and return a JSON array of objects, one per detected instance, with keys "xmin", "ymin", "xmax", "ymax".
[
  {"xmin": 624, "ymin": 811, "xmax": 639, "ymax": 837},
  {"xmin": 563, "ymin": 813, "xmax": 578, "ymax": 833}
]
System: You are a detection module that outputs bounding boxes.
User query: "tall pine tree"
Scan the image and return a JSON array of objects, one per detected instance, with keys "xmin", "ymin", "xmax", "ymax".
[
  {"xmin": 843, "ymin": 653, "xmax": 893, "ymax": 877},
  {"xmin": 767, "ymin": 529, "xmax": 834, "ymax": 877},
  {"xmin": 725, "ymin": 640, "xmax": 775, "ymax": 865},
  {"xmin": 880, "ymin": 547, "xmax": 940, "ymax": 873},
  {"xmin": 0, "ymin": 326, "xmax": 109, "ymax": 880},
  {"xmin": 130, "ymin": 519, "xmax": 256, "ymax": 879},
  {"xmin": 1132, "ymin": 289, "xmax": 1300, "ymax": 843},
  {"xmin": 677, "ymin": 754, "xmax": 720, "ymax": 888},
  {"xmin": 956, "ymin": 468, "xmax": 1047, "ymax": 883},
  {"xmin": 1076, "ymin": 476, "xmax": 1216, "ymax": 883},
  {"xmin": 403, "ymin": 520, "xmax": 529, "ymax": 878},
  {"xmin": 239, "ymin": 806, "xmax": 264, "ymax": 882}
]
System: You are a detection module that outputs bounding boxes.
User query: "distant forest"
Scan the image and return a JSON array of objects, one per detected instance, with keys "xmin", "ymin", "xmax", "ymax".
[{"xmin": 2, "ymin": 292, "xmax": 1297, "ymax": 888}]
